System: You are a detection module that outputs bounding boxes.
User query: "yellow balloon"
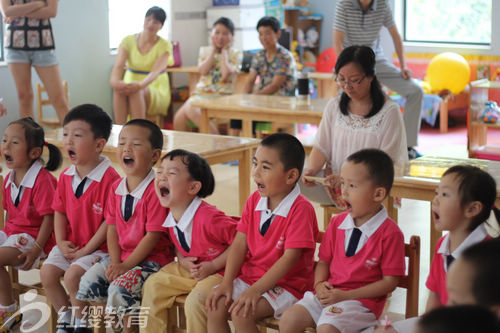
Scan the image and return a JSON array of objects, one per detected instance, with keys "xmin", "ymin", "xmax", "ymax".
[{"xmin": 427, "ymin": 52, "xmax": 470, "ymax": 94}]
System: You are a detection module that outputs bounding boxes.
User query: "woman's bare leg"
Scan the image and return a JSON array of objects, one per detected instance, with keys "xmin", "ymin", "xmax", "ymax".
[
  {"xmin": 113, "ymin": 91, "xmax": 130, "ymax": 124},
  {"xmin": 36, "ymin": 65, "xmax": 69, "ymax": 124},
  {"xmin": 128, "ymin": 89, "xmax": 147, "ymax": 120},
  {"xmin": 8, "ymin": 63, "xmax": 34, "ymax": 118}
]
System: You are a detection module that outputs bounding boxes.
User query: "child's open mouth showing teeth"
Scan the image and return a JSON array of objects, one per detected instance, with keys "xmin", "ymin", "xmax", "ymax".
[
  {"xmin": 4, "ymin": 154, "xmax": 12, "ymax": 162},
  {"xmin": 124, "ymin": 157, "xmax": 134, "ymax": 166},
  {"xmin": 160, "ymin": 186, "xmax": 169, "ymax": 197},
  {"xmin": 68, "ymin": 150, "xmax": 76, "ymax": 158}
]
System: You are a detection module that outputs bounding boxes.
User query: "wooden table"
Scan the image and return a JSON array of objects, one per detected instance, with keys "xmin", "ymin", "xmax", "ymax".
[
  {"xmin": 191, "ymin": 94, "xmax": 329, "ymax": 138},
  {"xmin": 168, "ymin": 66, "xmax": 338, "ymax": 99},
  {"xmin": 46, "ymin": 125, "xmax": 260, "ymax": 214},
  {"xmin": 390, "ymin": 156, "xmax": 500, "ymax": 258}
]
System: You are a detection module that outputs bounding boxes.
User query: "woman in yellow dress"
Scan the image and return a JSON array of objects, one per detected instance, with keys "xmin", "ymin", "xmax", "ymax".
[{"xmin": 110, "ymin": 6, "xmax": 173, "ymax": 124}]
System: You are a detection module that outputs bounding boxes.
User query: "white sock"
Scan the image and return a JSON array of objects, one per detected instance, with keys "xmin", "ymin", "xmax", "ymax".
[
  {"xmin": 58, "ymin": 309, "xmax": 72, "ymax": 324},
  {"xmin": 74, "ymin": 316, "xmax": 87, "ymax": 328},
  {"xmin": 0, "ymin": 301, "xmax": 18, "ymax": 313}
]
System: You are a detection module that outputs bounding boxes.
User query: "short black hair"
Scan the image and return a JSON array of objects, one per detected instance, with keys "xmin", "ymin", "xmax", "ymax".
[
  {"xmin": 443, "ymin": 165, "xmax": 500, "ymax": 231},
  {"xmin": 123, "ymin": 119, "xmax": 163, "ymax": 150},
  {"xmin": 213, "ymin": 16, "xmax": 235, "ymax": 35},
  {"xmin": 260, "ymin": 133, "xmax": 305, "ymax": 177},
  {"xmin": 257, "ymin": 16, "xmax": 280, "ymax": 33},
  {"xmin": 161, "ymin": 149, "xmax": 215, "ymax": 198},
  {"xmin": 461, "ymin": 239, "xmax": 500, "ymax": 308},
  {"xmin": 146, "ymin": 6, "xmax": 166, "ymax": 26},
  {"xmin": 63, "ymin": 104, "xmax": 112, "ymax": 140},
  {"xmin": 346, "ymin": 149, "xmax": 394, "ymax": 194},
  {"xmin": 417, "ymin": 305, "xmax": 500, "ymax": 333}
]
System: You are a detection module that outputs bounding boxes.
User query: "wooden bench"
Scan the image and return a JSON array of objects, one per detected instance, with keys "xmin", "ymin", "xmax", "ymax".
[{"xmin": 166, "ymin": 232, "xmax": 420, "ymax": 333}]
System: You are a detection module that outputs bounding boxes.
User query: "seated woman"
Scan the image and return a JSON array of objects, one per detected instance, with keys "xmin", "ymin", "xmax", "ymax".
[
  {"xmin": 173, "ymin": 17, "xmax": 242, "ymax": 134},
  {"xmin": 110, "ymin": 6, "xmax": 173, "ymax": 124},
  {"xmin": 302, "ymin": 45, "xmax": 408, "ymax": 206}
]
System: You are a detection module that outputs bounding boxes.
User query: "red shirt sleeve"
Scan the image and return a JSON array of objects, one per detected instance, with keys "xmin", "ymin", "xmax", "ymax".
[
  {"xmin": 236, "ymin": 192, "xmax": 257, "ymax": 235},
  {"xmin": 380, "ymin": 224, "xmax": 406, "ymax": 276},
  {"xmin": 284, "ymin": 199, "xmax": 317, "ymax": 250},
  {"xmin": 32, "ymin": 171, "xmax": 57, "ymax": 217},
  {"xmin": 105, "ymin": 181, "xmax": 119, "ymax": 226},
  {"xmin": 52, "ymin": 171, "xmax": 67, "ymax": 213},
  {"xmin": 208, "ymin": 210, "xmax": 238, "ymax": 246}
]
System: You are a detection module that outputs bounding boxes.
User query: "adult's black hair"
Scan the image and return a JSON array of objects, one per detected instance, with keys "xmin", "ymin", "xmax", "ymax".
[
  {"xmin": 9, "ymin": 117, "xmax": 62, "ymax": 171},
  {"xmin": 146, "ymin": 6, "xmax": 166, "ymax": 26},
  {"xmin": 161, "ymin": 149, "xmax": 215, "ymax": 198},
  {"xmin": 443, "ymin": 165, "xmax": 500, "ymax": 231},
  {"xmin": 123, "ymin": 119, "xmax": 163, "ymax": 150},
  {"xmin": 260, "ymin": 133, "xmax": 305, "ymax": 176},
  {"xmin": 461, "ymin": 239, "xmax": 500, "ymax": 308},
  {"xmin": 256, "ymin": 16, "xmax": 280, "ymax": 33},
  {"xmin": 213, "ymin": 16, "xmax": 235, "ymax": 35},
  {"xmin": 346, "ymin": 148, "xmax": 394, "ymax": 194},
  {"xmin": 417, "ymin": 305, "xmax": 500, "ymax": 333},
  {"xmin": 335, "ymin": 45, "xmax": 385, "ymax": 118},
  {"xmin": 63, "ymin": 104, "xmax": 112, "ymax": 141}
]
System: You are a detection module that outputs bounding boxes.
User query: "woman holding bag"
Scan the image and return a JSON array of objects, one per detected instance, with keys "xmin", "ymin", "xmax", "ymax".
[{"xmin": 110, "ymin": 6, "xmax": 174, "ymax": 124}]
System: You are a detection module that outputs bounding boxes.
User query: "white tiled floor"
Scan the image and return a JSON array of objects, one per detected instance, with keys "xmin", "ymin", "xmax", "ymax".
[{"xmin": 0, "ymin": 142, "xmax": 471, "ymax": 331}]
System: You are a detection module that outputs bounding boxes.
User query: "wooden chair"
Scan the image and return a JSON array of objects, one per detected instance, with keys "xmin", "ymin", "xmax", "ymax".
[
  {"xmin": 36, "ymin": 80, "xmax": 69, "ymax": 129},
  {"xmin": 166, "ymin": 234, "xmax": 420, "ymax": 333}
]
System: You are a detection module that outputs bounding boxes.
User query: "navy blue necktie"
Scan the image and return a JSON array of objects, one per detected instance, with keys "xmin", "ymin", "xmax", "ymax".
[
  {"xmin": 446, "ymin": 254, "xmax": 455, "ymax": 270},
  {"xmin": 260, "ymin": 214, "xmax": 274, "ymax": 236},
  {"xmin": 75, "ymin": 177, "xmax": 87, "ymax": 199},
  {"xmin": 346, "ymin": 228, "xmax": 362, "ymax": 257},
  {"xmin": 14, "ymin": 186, "xmax": 22, "ymax": 207},
  {"xmin": 176, "ymin": 226, "xmax": 190, "ymax": 252},
  {"xmin": 124, "ymin": 194, "xmax": 134, "ymax": 221}
]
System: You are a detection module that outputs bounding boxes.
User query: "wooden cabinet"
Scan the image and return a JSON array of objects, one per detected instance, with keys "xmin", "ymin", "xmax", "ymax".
[{"xmin": 467, "ymin": 79, "xmax": 500, "ymax": 159}]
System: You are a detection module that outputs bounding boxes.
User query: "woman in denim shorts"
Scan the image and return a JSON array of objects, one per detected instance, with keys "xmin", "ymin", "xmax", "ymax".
[{"xmin": 1, "ymin": 0, "xmax": 69, "ymax": 122}]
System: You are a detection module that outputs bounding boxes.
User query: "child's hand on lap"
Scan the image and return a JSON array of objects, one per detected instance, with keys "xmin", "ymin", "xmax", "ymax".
[
  {"xmin": 229, "ymin": 286, "xmax": 261, "ymax": 318},
  {"xmin": 206, "ymin": 282, "xmax": 233, "ymax": 311},
  {"xmin": 191, "ymin": 260, "xmax": 215, "ymax": 281},
  {"xmin": 315, "ymin": 281, "xmax": 333, "ymax": 299},
  {"xmin": 18, "ymin": 247, "xmax": 41, "ymax": 270},
  {"xmin": 179, "ymin": 255, "xmax": 198, "ymax": 271},
  {"xmin": 59, "ymin": 240, "xmax": 78, "ymax": 260},
  {"xmin": 318, "ymin": 287, "xmax": 348, "ymax": 307},
  {"xmin": 105, "ymin": 262, "xmax": 129, "ymax": 282}
]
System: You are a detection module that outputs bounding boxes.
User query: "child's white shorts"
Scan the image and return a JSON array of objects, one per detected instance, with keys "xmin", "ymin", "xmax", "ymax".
[
  {"xmin": 232, "ymin": 278, "xmax": 298, "ymax": 319},
  {"xmin": 43, "ymin": 245, "xmax": 107, "ymax": 271},
  {"xmin": 0, "ymin": 231, "xmax": 46, "ymax": 270},
  {"xmin": 297, "ymin": 291, "xmax": 378, "ymax": 332}
]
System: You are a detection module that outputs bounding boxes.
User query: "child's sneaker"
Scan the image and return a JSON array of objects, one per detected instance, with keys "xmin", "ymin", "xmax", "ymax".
[{"xmin": 0, "ymin": 308, "xmax": 22, "ymax": 332}]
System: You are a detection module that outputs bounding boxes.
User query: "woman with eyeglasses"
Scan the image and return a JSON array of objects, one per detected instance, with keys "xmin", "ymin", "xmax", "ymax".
[{"xmin": 302, "ymin": 45, "xmax": 408, "ymax": 205}]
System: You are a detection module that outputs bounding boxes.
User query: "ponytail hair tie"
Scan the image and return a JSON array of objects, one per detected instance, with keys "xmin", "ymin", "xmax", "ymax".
[{"xmin": 44, "ymin": 141, "xmax": 48, "ymax": 147}]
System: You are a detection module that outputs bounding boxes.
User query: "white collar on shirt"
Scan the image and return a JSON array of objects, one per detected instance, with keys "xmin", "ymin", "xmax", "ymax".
[
  {"xmin": 64, "ymin": 156, "xmax": 111, "ymax": 183},
  {"xmin": 437, "ymin": 223, "xmax": 488, "ymax": 258},
  {"xmin": 6, "ymin": 160, "xmax": 43, "ymax": 189},
  {"xmin": 255, "ymin": 183, "xmax": 301, "ymax": 217},
  {"xmin": 115, "ymin": 169, "xmax": 155, "ymax": 199},
  {"xmin": 339, "ymin": 205, "xmax": 388, "ymax": 237},
  {"xmin": 162, "ymin": 196, "xmax": 202, "ymax": 232}
]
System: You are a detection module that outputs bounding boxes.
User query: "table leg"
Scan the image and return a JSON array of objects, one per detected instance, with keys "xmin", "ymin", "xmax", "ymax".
[
  {"xmin": 238, "ymin": 148, "xmax": 252, "ymax": 214},
  {"xmin": 199, "ymin": 108, "xmax": 210, "ymax": 134},
  {"xmin": 242, "ymin": 120, "xmax": 252, "ymax": 138}
]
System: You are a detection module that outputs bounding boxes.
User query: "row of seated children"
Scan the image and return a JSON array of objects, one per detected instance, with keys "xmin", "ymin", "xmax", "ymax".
[
  {"xmin": 0, "ymin": 102, "xmax": 499, "ymax": 333},
  {"xmin": 172, "ymin": 15, "xmax": 296, "ymax": 136}
]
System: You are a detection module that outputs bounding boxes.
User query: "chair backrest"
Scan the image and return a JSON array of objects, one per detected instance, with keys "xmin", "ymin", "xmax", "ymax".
[
  {"xmin": 0, "ymin": 175, "xmax": 4, "ymax": 229},
  {"xmin": 399, "ymin": 235, "xmax": 421, "ymax": 318},
  {"xmin": 36, "ymin": 80, "xmax": 69, "ymax": 129}
]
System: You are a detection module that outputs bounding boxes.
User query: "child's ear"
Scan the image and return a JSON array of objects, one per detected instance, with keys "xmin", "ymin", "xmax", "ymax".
[
  {"xmin": 29, "ymin": 147, "xmax": 42, "ymax": 160},
  {"xmin": 372, "ymin": 186, "xmax": 387, "ymax": 203},
  {"xmin": 286, "ymin": 168, "xmax": 299, "ymax": 185},
  {"xmin": 95, "ymin": 138, "xmax": 107, "ymax": 153},
  {"xmin": 188, "ymin": 181, "xmax": 202, "ymax": 195},
  {"xmin": 465, "ymin": 201, "xmax": 483, "ymax": 219},
  {"xmin": 151, "ymin": 149, "xmax": 162, "ymax": 164}
]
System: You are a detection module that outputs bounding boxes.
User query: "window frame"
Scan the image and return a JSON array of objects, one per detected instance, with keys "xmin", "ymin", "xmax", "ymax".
[
  {"xmin": 402, "ymin": 0, "xmax": 492, "ymax": 47},
  {"xmin": 0, "ymin": 20, "xmax": 3, "ymax": 62}
]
